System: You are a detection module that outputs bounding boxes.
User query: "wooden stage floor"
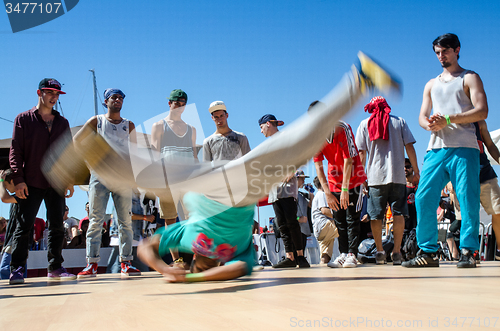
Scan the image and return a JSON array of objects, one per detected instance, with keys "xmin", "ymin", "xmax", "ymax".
[{"xmin": 1, "ymin": 261, "xmax": 499, "ymax": 331}]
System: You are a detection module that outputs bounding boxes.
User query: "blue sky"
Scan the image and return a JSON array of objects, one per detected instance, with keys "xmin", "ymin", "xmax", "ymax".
[{"xmin": 1, "ymin": 0, "xmax": 500, "ymax": 223}]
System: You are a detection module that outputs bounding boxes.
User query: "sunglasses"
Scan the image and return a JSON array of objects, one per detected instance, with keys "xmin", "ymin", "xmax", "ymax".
[{"xmin": 405, "ymin": 165, "xmax": 412, "ymax": 169}]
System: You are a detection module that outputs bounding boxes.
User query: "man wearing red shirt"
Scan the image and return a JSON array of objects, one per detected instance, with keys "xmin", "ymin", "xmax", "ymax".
[{"xmin": 313, "ymin": 102, "xmax": 367, "ymax": 268}]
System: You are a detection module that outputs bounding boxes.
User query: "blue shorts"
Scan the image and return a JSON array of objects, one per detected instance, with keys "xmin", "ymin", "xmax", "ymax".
[{"xmin": 367, "ymin": 183, "xmax": 407, "ymax": 220}]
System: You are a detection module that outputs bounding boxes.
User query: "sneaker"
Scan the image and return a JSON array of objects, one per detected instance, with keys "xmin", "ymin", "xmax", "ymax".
[
  {"xmin": 401, "ymin": 250, "xmax": 439, "ymax": 268},
  {"xmin": 474, "ymin": 250, "xmax": 481, "ymax": 264},
  {"xmin": 343, "ymin": 253, "xmax": 358, "ymax": 268},
  {"xmin": 121, "ymin": 261, "xmax": 141, "ymax": 276},
  {"xmin": 272, "ymin": 258, "xmax": 297, "ymax": 269},
  {"xmin": 327, "ymin": 253, "xmax": 346, "ymax": 268},
  {"xmin": 457, "ymin": 248, "xmax": 476, "ymax": 268},
  {"xmin": 9, "ymin": 266, "xmax": 25, "ymax": 285},
  {"xmin": 375, "ymin": 251, "xmax": 387, "ymax": 265},
  {"xmin": 391, "ymin": 252, "xmax": 403, "ymax": 265},
  {"xmin": 355, "ymin": 51, "xmax": 402, "ymax": 95},
  {"xmin": 296, "ymin": 256, "xmax": 310, "ymax": 268},
  {"xmin": 77, "ymin": 263, "xmax": 98, "ymax": 279},
  {"xmin": 495, "ymin": 249, "xmax": 500, "ymax": 261},
  {"xmin": 48, "ymin": 267, "xmax": 77, "ymax": 281}
]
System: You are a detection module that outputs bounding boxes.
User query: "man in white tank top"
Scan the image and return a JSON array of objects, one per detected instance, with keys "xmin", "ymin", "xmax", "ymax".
[
  {"xmin": 151, "ymin": 89, "xmax": 197, "ymax": 263},
  {"xmin": 403, "ymin": 33, "xmax": 488, "ymax": 269},
  {"xmin": 74, "ymin": 88, "xmax": 141, "ymax": 278}
]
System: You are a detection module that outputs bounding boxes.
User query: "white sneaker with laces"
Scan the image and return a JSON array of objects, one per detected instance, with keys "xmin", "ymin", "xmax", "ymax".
[
  {"xmin": 327, "ymin": 253, "xmax": 346, "ymax": 268},
  {"xmin": 343, "ymin": 253, "xmax": 358, "ymax": 268}
]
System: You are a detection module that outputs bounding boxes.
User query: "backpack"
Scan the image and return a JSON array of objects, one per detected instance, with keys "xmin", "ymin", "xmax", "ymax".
[
  {"xmin": 357, "ymin": 233, "xmax": 394, "ymax": 263},
  {"xmin": 401, "ymin": 228, "xmax": 419, "ymax": 261}
]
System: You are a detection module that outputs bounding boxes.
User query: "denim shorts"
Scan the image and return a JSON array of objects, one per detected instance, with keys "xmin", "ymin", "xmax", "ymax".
[{"xmin": 367, "ymin": 183, "xmax": 407, "ymax": 220}]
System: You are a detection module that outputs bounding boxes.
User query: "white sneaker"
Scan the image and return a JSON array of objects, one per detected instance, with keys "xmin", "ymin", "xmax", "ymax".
[
  {"xmin": 343, "ymin": 253, "xmax": 358, "ymax": 268},
  {"xmin": 327, "ymin": 253, "xmax": 346, "ymax": 268}
]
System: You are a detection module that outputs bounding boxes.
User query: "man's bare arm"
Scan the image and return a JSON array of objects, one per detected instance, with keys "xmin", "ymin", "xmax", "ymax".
[
  {"xmin": 419, "ymin": 79, "xmax": 434, "ymax": 131},
  {"xmin": 479, "ymin": 120, "xmax": 500, "ymax": 164}
]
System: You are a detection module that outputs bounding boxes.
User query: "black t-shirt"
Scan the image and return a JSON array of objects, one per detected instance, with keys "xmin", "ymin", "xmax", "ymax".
[{"xmin": 405, "ymin": 185, "xmax": 417, "ymax": 230}]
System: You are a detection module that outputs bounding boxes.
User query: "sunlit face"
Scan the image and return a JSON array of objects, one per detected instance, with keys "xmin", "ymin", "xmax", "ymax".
[
  {"xmin": 169, "ymin": 99, "xmax": 186, "ymax": 113},
  {"xmin": 260, "ymin": 123, "xmax": 271, "ymax": 137},
  {"xmin": 211, "ymin": 110, "xmax": 228, "ymax": 128},
  {"xmin": 38, "ymin": 89, "xmax": 61, "ymax": 108},
  {"xmin": 105, "ymin": 94, "xmax": 124, "ymax": 112},
  {"xmin": 434, "ymin": 45, "xmax": 459, "ymax": 68}
]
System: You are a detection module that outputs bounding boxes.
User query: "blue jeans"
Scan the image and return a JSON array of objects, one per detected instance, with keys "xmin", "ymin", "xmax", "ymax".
[
  {"xmin": 1, "ymin": 253, "xmax": 27, "ymax": 279},
  {"xmin": 87, "ymin": 174, "xmax": 133, "ymax": 263},
  {"xmin": 416, "ymin": 148, "xmax": 480, "ymax": 252}
]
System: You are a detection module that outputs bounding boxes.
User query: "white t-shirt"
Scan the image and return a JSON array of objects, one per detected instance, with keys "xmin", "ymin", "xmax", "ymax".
[{"xmin": 311, "ymin": 191, "xmax": 333, "ymax": 239}]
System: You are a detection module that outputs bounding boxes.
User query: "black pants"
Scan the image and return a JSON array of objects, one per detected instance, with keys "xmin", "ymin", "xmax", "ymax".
[
  {"xmin": 332, "ymin": 187, "xmax": 361, "ymax": 255},
  {"xmin": 272, "ymin": 197, "xmax": 302, "ymax": 253},
  {"xmin": 11, "ymin": 186, "xmax": 65, "ymax": 272}
]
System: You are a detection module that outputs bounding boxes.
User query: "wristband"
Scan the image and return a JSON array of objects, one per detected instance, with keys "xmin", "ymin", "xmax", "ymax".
[
  {"xmin": 444, "ymin": 115, "xmax": 451, "ymax": 125},
  {"xmin": 185, "ymin": 273, "xmax": 205, "ymax": 282},
  {"xmin": 341, "ymin": 188, "xmax": 348, "ymax": 192},
  {"xmin": 143, "ymin": 215, "xmax": 147, "ymax": 221}
]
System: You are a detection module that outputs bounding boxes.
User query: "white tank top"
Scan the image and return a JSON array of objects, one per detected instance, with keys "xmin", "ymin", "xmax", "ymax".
[
  {"xmin": 96, "ymin": 114, "xmax": 130, "ymax": 153},
  {"xmin": 427, "ymin": 70, "xmax": 478, "ymax": 150}
]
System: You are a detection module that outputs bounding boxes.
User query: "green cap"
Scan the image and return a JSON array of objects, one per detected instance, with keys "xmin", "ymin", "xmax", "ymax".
[{"xmin": 169, "ymin": 89, "xmax": 188, "ymax": 102}]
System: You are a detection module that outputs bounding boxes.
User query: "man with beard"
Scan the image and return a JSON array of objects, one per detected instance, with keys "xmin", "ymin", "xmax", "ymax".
[
  {"xmin": 74, "ymin": 88, "xmax": 141, "ymax": 278},
  {"xmin": 403, "ymin": 33, "xmax": 488, "ymax": 268}
]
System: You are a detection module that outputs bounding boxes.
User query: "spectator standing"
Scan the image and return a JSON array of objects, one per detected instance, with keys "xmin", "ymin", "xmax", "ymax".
[
  {"xmin": 8, "ymin": 78, "xmax": 75, "ymax": 284},
  {"xmin": 356, "ymin": 96, "xmax": 419, "ymax": 265},
  {"xmin": 74, "ymin": 88, "xmax": 140, "ymax": 278},
  {"xmin": 405, "ymin": 158, "xmax": 418, "ymax": 230},
  {"xmin": 258, "ymin": 114, "xmax": 309, "ymax": 268},
  {"xmin": 203, "ymin": 100, "xmax": 251, "ymax": 162},
  {"xmin": 403, "ymin": 33, "xmax": 487, "ymax": 268},
  {"xmin": 314, "ymin": 116, "xmax": 367, "ymax": 268}
]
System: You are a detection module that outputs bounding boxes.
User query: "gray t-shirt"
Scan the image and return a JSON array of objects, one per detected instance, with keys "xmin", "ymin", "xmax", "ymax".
[
  {"xmin": 356, "ymin": 114, "xmax": 415, "ymax": 186},
  {"xmin": 297, "ymin": 191, "xmax": 312, "ymax": 236},
  {"xmin": 203, "ymin": 130, "xmax": 251, "ymax": 162},
  {"xmin": 268, "ymin": 176, "xmax": 298, "ymax": 203},
  {"xmin": 311, "ymin": 191, "xmax": 332, "ymax": 239}
]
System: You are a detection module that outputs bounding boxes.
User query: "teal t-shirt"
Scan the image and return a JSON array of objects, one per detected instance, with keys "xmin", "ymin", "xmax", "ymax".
[{"xmin": 157, "ymin": 192, "xmax": 256, "ymax": 275}]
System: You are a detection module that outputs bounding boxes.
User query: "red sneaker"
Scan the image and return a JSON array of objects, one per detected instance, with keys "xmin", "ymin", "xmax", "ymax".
[
  {"xmin": 121, "ymin": 261, "xmax": 141, "ymax": 276},
  {"xmin": 77, "ymin": 263, "xmax": 98, "ymax": 279}
]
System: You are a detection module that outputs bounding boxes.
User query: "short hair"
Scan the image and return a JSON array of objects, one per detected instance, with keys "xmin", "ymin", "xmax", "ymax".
[
  {"xmin": 308, "ymin": 100, "xmax": 325, "ymax": 112},
  {"xmin": 3, "ymin": 169, "xmax": 14, "ymax": 183},
  {"xmin": 313, "ymin": 176, "xmax": 321, "ymax": 190},
  {"xmin": 433, "ymin": 33, "xmax": 461, "ymax": 59},
  {"xmin": 405, "ymin": 158, "xmax": 410, "ymax": 164}
]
